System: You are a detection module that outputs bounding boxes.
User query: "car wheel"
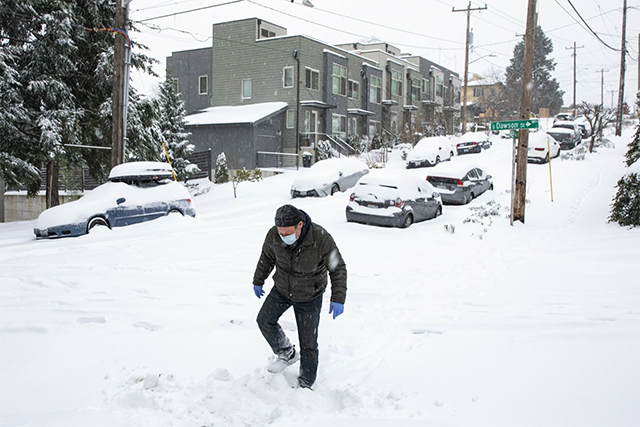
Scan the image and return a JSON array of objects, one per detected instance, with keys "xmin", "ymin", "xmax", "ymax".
[
  {"xmin": 401, "ymin": 214, "xmax": 413, "ymax": 228},
  {"xmin": 489, "ymin": 183, "xmax": 494, "ymax": 190},
  {"xmin": 435, "ymin": 205, "xmax": 442, "ymax": 217},
  {"xmin": 168, "ymin": 209, "xmax": 184, "ymax": 216},
  {"xmin": 435, "ymin": 156, "xmax": 441, "ymax": 165},
  {"xmin": 449, "ymin": 151, "xmax": 454, "ymax": 160},
  {"xmin": 87, "ymin": 216, "xmax": 109, "ymax": 233},
  {"xmin": 331, "ymin": 183, "xmax": 340, "ymax": 195}
]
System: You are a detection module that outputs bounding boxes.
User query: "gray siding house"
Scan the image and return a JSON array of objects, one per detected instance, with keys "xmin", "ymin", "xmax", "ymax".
[{"xmin": 167, "ymin": 18, "xmax": 459, "ymax": 170}]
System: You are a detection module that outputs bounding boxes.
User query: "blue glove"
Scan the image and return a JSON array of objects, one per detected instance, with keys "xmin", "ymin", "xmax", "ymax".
[
  {"xmin": 253, "ymin": 285, "xmax": 265, "ymax": 299},
  {"xmin": 329, "ymin": 302, "xmax": 344, "ymax": 319}
]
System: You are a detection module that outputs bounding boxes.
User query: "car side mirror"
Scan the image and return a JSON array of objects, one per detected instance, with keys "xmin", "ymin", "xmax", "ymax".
[
  {"xmin": 432, "ymin": 192, "xmax": 439, "ymax": 198},
  {"xmin": 486, "ymin": 175, "xmax": 492, "ymax": 179},
  {"xmin": 339, "ymin": 171, "xmax": 343, "ymax": 176},
  {"xmin": 116, "ymin": 197, "xmax": 126, "ymax": 205}
]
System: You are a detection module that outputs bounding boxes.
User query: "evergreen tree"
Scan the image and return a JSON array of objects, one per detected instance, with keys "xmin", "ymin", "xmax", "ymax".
[
  {"xmin": 624, "ymin": 118, "xmax": 640, "ymax": 167},
  {"xmin": 157, "ymin": 78, "xmax": 197, "ymax": 181},
  {"xmin": 504, "ymin": 26, "xmax": 564, "ymax": 116},
  {"xmin": 214, "ymin": 152, "xmax": 229, "ymax": 184}
]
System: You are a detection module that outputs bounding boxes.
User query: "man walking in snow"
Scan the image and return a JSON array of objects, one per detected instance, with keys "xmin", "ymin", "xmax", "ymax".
[{"xmin": 253, "ymin": 204, "xmax": 347, "ymax": 389}]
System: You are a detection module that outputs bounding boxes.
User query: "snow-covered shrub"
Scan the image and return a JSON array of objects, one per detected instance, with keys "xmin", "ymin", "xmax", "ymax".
[
  {"xmin": 463, "ymin": 200, "xmax": 505, "ymax": 225},
  {"xmin": 609, "ymin": 168, "xmax": 640, "ymax": 228},
  {"xmin": 214, "ymin": 152, "xmax": 229, "ymax": 184},
  {"xmin": 316, "ymin": 140, "xmax": 332, "ymax": 161}
]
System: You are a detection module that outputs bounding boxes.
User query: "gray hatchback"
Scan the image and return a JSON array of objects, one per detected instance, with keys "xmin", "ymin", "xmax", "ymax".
[{"xmin": 426, "ymin": 164, "xmax": 493, "ymax": 205}]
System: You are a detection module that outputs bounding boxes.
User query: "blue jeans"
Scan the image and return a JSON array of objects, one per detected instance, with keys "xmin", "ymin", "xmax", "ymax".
[{"xmin": 257, "ymin": 287, "xmax": 322, "ymax": 387}]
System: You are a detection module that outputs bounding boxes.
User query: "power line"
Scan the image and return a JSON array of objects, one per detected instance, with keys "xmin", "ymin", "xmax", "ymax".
[
  {"xmin": 565, "ymin": 0, "xmax": 621, "ymax": 51},
  {"xmin": 135, "ymin": 0, "xmax": 245, "ymax": 23}
]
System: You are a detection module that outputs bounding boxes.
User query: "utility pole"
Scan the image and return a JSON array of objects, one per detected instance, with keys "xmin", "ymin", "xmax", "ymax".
[
  {"xmin": 597, "ymin": 69, "xmax": 609, "ymax": 108},
  {"xmin": 609, "ymin": 89, "xmax": 617, "ymax": 109},
  {"xmin": 513, "ymin": 0, "xmax": 537, "ymax": 224},
  {"xmin": 453, "ymin": 2, "xmax": 487, "ymax": 135},
  {"xmin": 566, "ymin": 42, "xmax": 584, "ymax": 117},
  {"xmin": 615, "ymin": 0, "xmax": 627, "ymax": 136},
  {"xmin": 111, "ymin": 0, "xmax": 131, "ymax": 168}
]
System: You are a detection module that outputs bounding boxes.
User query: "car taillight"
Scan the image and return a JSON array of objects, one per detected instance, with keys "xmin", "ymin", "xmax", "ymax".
[
  {"xmin": 456, "ymin": 179, "xmax": 464, "ymax": 186},
  {"xmin": 472, "ymin": 142, "xmax": 478, "ymax": 146},
  {"xmin": 395, "ymin": 198, "xmax": 404, "ymax": 208},
  {"xmin": 534, "ymin": 148, "xmax": 545, "ymax": 151},
  {"xmin": 349, "ymin": 193, "xmax": 355, "ymax": 202},
  {"xmin": 186, "ymin": 198, "xmax": 192, "ymax": 203}
]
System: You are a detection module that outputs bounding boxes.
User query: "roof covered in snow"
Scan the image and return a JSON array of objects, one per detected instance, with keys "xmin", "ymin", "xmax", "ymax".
[{"xmin": 184, "ymin": 102, "xmax": 288, "ymax": 126}]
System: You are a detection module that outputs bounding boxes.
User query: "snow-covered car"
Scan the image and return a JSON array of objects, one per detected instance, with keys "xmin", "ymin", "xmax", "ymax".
[
  {"xmin": 527, "ymin": 133, "xmax": 561, "ymax": 163},
  {"xmin": 290, "ymin": 157, "xmax": 369, "ymax": 198},
  {"xmin": 553, "ymin": 113, "xmax": 574, "ymax": 123},
  {"xmin": 34, "ymin": 162, "xmax": 195, "ymax": 239},
  {"xmin": 406, "ymin": 136, "xmax": 455, "ymax": 168},
  {"xmin": 346, "ymin": 173, "xmax": 442, "ymax": 228},
  {"xmin": 573, "ymin": 117, "xmax": 591, "ymax": 139},
  {"xmin": 456, "ymin": 132, "xmax": 491, "ymax": 155},
  {"xmin": 549, "ymin": 121, "xmax": 582, "ymax": 149},
  {"xmin": 426, "ymin": 163, "xmax": 493, "ymax": 205}
]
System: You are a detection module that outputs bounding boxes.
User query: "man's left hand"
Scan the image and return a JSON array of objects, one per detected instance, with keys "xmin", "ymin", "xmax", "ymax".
[{"xmin": 329, "ymin": 302, "xmax": 344, "ymax": 319}]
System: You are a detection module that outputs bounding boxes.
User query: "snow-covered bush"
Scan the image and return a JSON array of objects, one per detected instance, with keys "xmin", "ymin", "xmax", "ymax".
[
  {"xmin": 214, "ymin": 152, "xmax": 229, "ymax": 184},
  {"xmin": 316, "ymin": 140, "xmax": 332, "ymax": 161},
  {"xmin": 609, "ymin": 167, "xmax": 640, "ymax": 228}
]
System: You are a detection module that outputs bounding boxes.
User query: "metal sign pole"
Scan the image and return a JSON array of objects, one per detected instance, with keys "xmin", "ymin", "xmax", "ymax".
[{"xmin": 510, "ymin": 136, "xmax": 517, "ymax": 226}]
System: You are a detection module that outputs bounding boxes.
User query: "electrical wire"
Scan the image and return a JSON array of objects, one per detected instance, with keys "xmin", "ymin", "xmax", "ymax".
[
  {"xmin": 565, "ymin": 0, "xmax": 621, "ymax": 51},
  {"xmin": 135, "ymin": 0, "xmax": 245, "ymax": 23}
]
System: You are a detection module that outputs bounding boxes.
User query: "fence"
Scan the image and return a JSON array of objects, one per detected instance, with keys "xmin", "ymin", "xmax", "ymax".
[
  {"xmin": 256, "ymin": 151, "xmax": 298, "ymax": 169},
  {"xmin": 186, "ymin": 149, "xmax": 212, "ymax": 181}
]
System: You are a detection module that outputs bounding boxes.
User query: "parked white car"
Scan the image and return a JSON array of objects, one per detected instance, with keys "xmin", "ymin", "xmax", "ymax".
[
  {"xmin": 406, "ymin": 136, "xmax": 455, "ymax": 168},
  {"xmin": 290, "ymin": 157, "xmax": 369, "ymax": 198},
  {"xmin": 528, "ymin": 133, "xmax": 561, "ymax": 163}
]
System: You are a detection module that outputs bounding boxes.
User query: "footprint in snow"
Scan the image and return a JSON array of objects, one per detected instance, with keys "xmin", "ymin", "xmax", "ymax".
[
  {"xmin": 77, "ymin": 316, "xmax": 106, "ymax": 324},
  {"xmin": 133, "ymin": 321, "xmax": 161, "ymax": 331}
]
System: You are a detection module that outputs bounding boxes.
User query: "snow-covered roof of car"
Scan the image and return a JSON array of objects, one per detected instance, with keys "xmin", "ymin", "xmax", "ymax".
[
  {"xmin": 355, "ymin": 172, "xmax": 435, "ymax": 200},
  {"xmin": 426, "ymin": 162, "xmax": 486, "ymax": 179},
  {"xmin": 529, "ymin": 133, "xmax": 556, "ymax": 148},
  {"xmin": 459, "ymin": 132, "xmax": 488, "ymax": 143},
  {"xmin": 547, "ymin": 128, "xmax": 574, "ymax": 134},
  {"xmin": 109, "ymin": 162, "xmax": 174, "ymax": 180},
  {"xmin": 552, "ymin": 121, "xmax": 577, "ymax": 127}
]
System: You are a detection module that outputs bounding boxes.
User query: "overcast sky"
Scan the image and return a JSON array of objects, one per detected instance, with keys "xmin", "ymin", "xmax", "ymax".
[{"xmin": 128, "ymin": 0, "xmax": 640, "ymax": 109}]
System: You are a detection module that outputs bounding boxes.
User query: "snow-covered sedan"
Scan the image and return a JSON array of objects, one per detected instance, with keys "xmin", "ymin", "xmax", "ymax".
[
  {"xmin": 527, "ymin": 133, "xmax": 561, "ymax": 163},
  {"xmin": 346, "ymin": 173, "xmax": 442, "ymax": 228},
  {"xmin": 456, "ymin": 132, "xmax": 492, "ymax": 155},
  {"xmin": 290, "ymin": 157, "xmax": 369, "ymax": 198},
  {"xmin": 406, "ymin": 136, "xmax": 455, "ymax": 168},
  {"xmin": 34, "ymin": 162, "xmax": 195, "ymax": 239},
  {"xmin": 426, "ymin": 163, "xmax": 493, "ymax": 205}
]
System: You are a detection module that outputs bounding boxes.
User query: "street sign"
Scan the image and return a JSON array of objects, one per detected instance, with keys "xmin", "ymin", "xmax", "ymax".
[
  {"xmin": 510, "ymin": 129, "xmax": 519, "ymax": 139},
  {"xmin": 490, "ymin": 119, "xmax": 539, "ymax": 131}
]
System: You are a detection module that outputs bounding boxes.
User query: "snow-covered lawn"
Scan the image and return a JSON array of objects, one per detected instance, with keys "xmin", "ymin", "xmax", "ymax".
[{"xmin": 1, "ymin": 127, "xmax": 638, "ymax": 427}]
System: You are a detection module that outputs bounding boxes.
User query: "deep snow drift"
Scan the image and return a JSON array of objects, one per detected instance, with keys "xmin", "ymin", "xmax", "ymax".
[{"xmin": 1, "ymin": 125, "xmax": 639, "ymax": 427}]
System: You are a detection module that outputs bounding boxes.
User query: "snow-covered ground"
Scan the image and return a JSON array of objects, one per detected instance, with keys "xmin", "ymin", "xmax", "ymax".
[{"xmin": 1, "ymin": 125, "xmax": 639, "ymax": 427}]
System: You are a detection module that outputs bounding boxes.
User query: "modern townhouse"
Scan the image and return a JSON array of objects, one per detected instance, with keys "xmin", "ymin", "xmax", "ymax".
[{"xmin": 166, "ymin": 18, "xmax": 460, "ymax": 171}]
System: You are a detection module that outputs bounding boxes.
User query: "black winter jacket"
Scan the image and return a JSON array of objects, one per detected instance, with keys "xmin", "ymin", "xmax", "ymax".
[{"xmin": 252, "ymin": 212, "xmax": 347, "ymax": 304}]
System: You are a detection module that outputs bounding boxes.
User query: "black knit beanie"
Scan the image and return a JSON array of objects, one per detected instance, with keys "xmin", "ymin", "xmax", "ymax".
[{"xmin": 275, "ymin": 204, "xmax": 304, "ymax": 227}]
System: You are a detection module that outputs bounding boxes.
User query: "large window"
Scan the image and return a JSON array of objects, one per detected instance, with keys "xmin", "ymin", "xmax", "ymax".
[
  {"xmin": 332, "ymin": 64, "xmax": 347, "ymax": 96},
  {"xmin": 332, "ymin": 114, "xmax": 346, "ymax": 138},
  {"xmin": 348, "ymin": 80, "xmax": 360, "ymax": 100},
  {"xmin": 305, "ymin": 68, "xmax": 319, "ymax": 90},
  {"xmin": 435, "ymin": 75, "xmax": 443, "ymax": 98},
  {"xmin": 473, "ymin": 87, "xmax": 485, "ymax": 98},
  {"xmin": 422, "ymin": 78, "xmax": 430, "ymax": 98},
  {"xmin": 260, "ymin": 28, "xmax": 275, "ymax": 38},
  {"xmin": 283, "ymin": 67, "xmax": 294, "ymax": 88},
  {"xmin": 369, "ymin": 75, "xmax": 381, "ymax": 104},
  {"xmin": 391, "ymin": 69, "xmax": 403, "ymax": 97},
  {"xmin": 198, "ymin": 75, "xmax": 208, "ymax": 95},
  {"xmin": 348, "ymin": 116, "xmax": 357, "ymax": 137},
  {"xmin": 242, "ymin": 79, "xmax": 252, "ymax": 99},
  {"xmin": 286, "ymin": 110, "xmax": 295, "ymax": 129},
  {"xmin": 411, "ymin": 80, "xmax": 420, "ymax": 102}
]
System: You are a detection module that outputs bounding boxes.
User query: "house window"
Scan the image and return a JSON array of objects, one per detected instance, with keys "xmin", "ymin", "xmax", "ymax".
[
  {"xmin": 422, "ymin": 78, "xmax": 430, "ymax": 98},
  {"xmin": 242, "ymin": 79, "xmax": 252, "ymax": 99},
  {"xmin": 369, "ymin": 75, "xmax": 381, "ymax": 104},
  {"xmin": 391, "ymin": 70, "xmax": 403, "ymax": 97},
  {"xmin": 286, "ymin": 110, "xmax": 295, "ymax": 129},
  {"xmin": 473, "ymin": 87, "xmax": 485, "ymax": 98},
  {"xmin": 305, "ymin": 68, "xmax": 319, "ymax": 90},
  {"xmin": 348, "ymin": 116, "xmax": 357, "ymax": 137},
  {"xmin": 368, "ymin": 120, "xmax": 380, "ymax": 138},
  {"xmin": 260, "ymin": 28, "xmax": 275, "ymax": 38},
  {"xmin": 348, "ymin": 80, "xmax": 360, "ymax": 100},
  {"xmin": 198, "ymin": 75, "xmax": 208, "ymax": 95},
  {"xmin": 332, "ymin": 114, "xmax": 346, "ymax": 138},
  {"xmin": 435, "ymin": 75, "xmax": 443, "ymax": 97},
  {"xmin": 411, "ymin": 80, "xmax": 420, "ymax": 102},
  {"xmin": 283, "ymin": 67, "xmax": 294, "ymax": 88},
  {"xmin": 332, "ymin": 64, "xmax": 347, "ymax": 96}
]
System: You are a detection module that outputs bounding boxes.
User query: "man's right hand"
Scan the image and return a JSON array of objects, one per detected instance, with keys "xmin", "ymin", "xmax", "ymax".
[{"xmin": 253, "ymin": 285, "xmax": 265, "ymax": 299}]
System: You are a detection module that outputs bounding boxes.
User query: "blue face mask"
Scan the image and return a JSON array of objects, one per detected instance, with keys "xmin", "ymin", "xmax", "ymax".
[{"xmin": 280, "ymin": 232, "xmax": 298, "ymax": 245}]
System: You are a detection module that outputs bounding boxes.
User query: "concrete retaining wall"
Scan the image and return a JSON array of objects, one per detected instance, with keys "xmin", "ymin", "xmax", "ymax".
[{"xmin": 3, "ymin": 193, "xmax": 83, "ymax": 223}]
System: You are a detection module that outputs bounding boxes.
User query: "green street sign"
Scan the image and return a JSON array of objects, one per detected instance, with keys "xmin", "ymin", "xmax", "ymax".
[
  {"xmin": 510, "ymin": 129, "xmax": 519, "ymax": 139},
  {"xmin": 490, "ymin": 119, "xmax": 539, "ymax": 131}
]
